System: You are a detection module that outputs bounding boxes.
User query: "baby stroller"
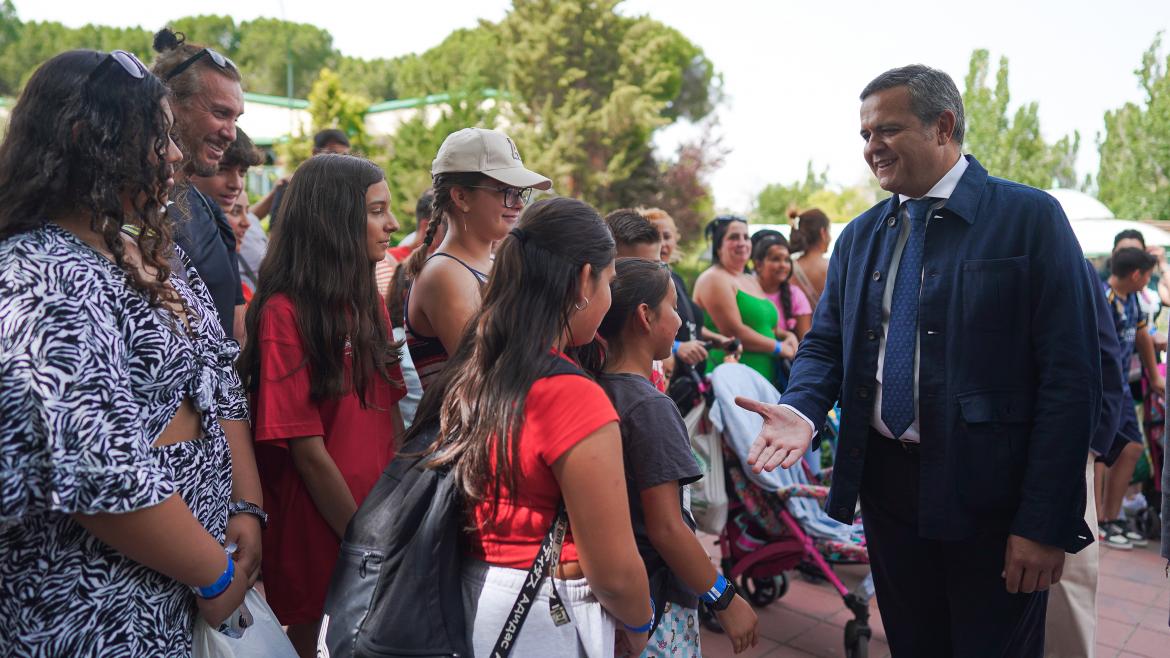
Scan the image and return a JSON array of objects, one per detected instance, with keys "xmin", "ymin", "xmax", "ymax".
[{"xmin": 688, "ymin": 364, "xmax": 873, "ymax": 658}]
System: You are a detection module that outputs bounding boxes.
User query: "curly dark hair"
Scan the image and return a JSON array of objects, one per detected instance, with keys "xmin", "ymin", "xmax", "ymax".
[
  {"xmin": 0, "ymin": 50, "xmax": 178, "ymax": 306},
  {"xmin": 238, "ymin": 154, "xmax": 403, "ymax": 405}
]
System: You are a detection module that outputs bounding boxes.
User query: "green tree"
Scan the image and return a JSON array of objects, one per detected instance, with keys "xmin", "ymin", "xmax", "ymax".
[
  {"xmin": 234, "ymin": 18, "xmax": 336, "ymax": 97},
  {"xmin": 1097, "ymin": 33, "xmax": 1170, "ymax": 220},
  {"xmin": 642, "ymin": 121, "xmax": 725, "ymax": 240},
  {"xmin": 277, "ymin": 67, "xmax": 375, "ymax": 168},
  {"xmin": 336, "ymin": 55, "xmax": 399, "ymax": 102},
  {"xmin": 166, "ymin": 14, "xmax": 240, "ymax": 57},
  {"xmin": 393, "ymin": 25, "xmax": 505, "ymax": 99},
  {"xmin": 962, "ymin": 49, "xmax": 1079, "ymax": 189},
  {"xmin": 754, "ymin": 161, "xmax": 882, "ymax": 225},
  {"xmin": 499, "ymin": 0, "xmax": 718, "ymax": 210},
  {"xmin": 0, "ymin": 17, "xmax": 153, "ymax": 94}
]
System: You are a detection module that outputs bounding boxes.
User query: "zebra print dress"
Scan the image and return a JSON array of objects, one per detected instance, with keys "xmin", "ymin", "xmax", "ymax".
[{"xmin": 0, "ymin": 224, "xmax": 250, "ymax": 656}]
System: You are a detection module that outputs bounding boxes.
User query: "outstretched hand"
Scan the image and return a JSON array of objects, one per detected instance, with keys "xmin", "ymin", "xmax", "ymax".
[{"xmin": 735, "ymin": 397, "xmax": 813, "ymax": 472}]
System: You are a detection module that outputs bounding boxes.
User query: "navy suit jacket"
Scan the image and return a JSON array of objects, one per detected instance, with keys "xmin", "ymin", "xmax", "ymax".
[{"xmin": 783, "ymin": 156, "xmax": 1099, "ymax": 553}]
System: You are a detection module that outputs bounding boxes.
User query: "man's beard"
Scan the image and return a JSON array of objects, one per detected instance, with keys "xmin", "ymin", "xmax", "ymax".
[
  {"xmin": 187, "ymin": 149, "xmax": 218, "ymax": 178},
  {"xmin": 176, "ymin": 125, "xmax": 219, "ymax": 178}
]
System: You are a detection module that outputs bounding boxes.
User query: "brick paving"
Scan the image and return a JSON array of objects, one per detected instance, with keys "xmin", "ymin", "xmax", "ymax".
[{"xmin": 697, "ymin": 535, "xmax": 1169, "ymax": 658}]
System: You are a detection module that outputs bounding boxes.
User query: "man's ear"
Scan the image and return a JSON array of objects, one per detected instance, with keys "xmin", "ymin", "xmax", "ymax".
[{"xmin": 936, "ymin": 109, "xmax": 957, "ymax": 146}]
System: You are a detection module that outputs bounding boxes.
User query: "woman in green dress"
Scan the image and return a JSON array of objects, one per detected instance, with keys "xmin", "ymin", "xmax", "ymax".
[{"xmin": 693, "ymin": 216, "xmax": 798, "ymax": 383}]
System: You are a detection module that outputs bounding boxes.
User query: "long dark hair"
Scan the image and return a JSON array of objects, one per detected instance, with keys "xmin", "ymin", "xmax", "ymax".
[
  {"xmin": 414, "ymin": 197, "xmax": 616, "ymax": 513},
  {"xmin": 788, "ymin": 208, "xmax": 830, "ymax": 253},
  {"xmin": 238, "ymin": 154, "xmax": 402, "ymax": 404},
  {"xmin": 704, "ymin": 214, "xmax": 749, "ymax": 266},
  {"xmin": 752, "ymin": 232, "xmax": 794, "ymax": 324},
  {"xmin": 0, "ymin": 50, "xmax": 176, "ymax": 306}
]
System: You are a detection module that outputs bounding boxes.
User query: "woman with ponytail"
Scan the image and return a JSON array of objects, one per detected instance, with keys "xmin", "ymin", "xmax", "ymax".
[
  {"xmin": 787, "ymin": 208, "xmax": 832, "ymax": 310},
  {"xmin": 693, "ymin": 216, "xmax": 797, "ymax": 383},
  {"xmin": 403, "ymin": 127, "xmax": 551, "ymax": 390},
  {"xmin": 412, "ymin": 197, "xmax": 653, "ymax": 656}
]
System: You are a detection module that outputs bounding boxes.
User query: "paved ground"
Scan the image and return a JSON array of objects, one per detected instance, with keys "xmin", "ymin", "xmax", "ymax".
[{"xmin": 697, "ymin": 534, "xmax": 1169, "ymax": 658}]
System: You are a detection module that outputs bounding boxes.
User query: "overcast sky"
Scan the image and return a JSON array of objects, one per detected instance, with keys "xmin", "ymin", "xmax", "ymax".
[{"xmin": 13, "ymin": 0, "xmax": 1170, "ymax": 213}]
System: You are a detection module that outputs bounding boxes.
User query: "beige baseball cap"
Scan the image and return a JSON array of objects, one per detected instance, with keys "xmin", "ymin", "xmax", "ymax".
[{"xmin": 431, "ymin": 128, "xmax": 552, "ymax": 191}]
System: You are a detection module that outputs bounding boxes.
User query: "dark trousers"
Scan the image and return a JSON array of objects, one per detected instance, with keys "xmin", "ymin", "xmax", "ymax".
[{"xmin": 859, "ymin": 430, "xmax": 1047, "ymax": 657}]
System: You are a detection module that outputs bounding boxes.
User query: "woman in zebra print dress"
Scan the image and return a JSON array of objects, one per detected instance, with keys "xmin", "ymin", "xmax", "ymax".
[{"xmin": 0, "ymin": 50, "xmax": 262, "ymax": 656}]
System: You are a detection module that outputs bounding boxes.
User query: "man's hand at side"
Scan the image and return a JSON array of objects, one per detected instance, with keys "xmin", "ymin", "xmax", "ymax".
[
  {"xmin": 736, "ymin": 398, "xmax": 813, "ymax": 472},
  {"xmin": 1002, "ymin": 534, "xmax": 1065, "ymax": 594}
]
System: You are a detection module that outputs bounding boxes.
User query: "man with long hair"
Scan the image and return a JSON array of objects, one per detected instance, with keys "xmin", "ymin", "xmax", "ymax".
[{"xmin": 151, "ymin": 27, "xmax": 246, "ymax": 342}]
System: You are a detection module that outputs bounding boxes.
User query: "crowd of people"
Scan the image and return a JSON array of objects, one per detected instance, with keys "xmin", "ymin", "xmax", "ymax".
[{"xmin": 0, "ymin": 28, "xmax": 1166, "ymax": 658}]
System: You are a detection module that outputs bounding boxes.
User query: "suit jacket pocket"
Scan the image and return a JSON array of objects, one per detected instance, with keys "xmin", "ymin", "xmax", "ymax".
[
  {"xmin": 955, "ymin": 390, "xmax": 1031, "ymax": 513},
  {"xmin": 961, "ymin": 256, "xmax": 1029, "ymax": 332}
]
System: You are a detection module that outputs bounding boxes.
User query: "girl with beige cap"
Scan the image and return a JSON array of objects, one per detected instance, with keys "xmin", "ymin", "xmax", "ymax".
[{"xmin": 401, "ymin": 128, "xmax": 552, "ymax": 390}]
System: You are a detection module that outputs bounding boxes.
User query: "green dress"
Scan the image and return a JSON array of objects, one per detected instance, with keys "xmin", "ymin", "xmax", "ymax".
[{"xmin": 705, "ymin": 289, "xmax": 779, "ymax": 381}]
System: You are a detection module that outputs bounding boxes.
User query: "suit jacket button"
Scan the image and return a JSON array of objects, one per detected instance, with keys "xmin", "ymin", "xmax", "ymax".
[
  {"xmin": 849, "ymin": 447, "xmax": 862, "ymax": 458},
  {"xmin": 858, "ymin": 387, "xmax": 870, "ymax": 400},
  {"xmin": 872, "ymin": 270, "xmax": 881, "ymax": 281},
  {"xmin": 866, "ymin": 330, "xmax": 877, "ymax": 341}
]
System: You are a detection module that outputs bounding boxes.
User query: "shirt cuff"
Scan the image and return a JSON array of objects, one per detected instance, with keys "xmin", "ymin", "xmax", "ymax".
[{"xmin": 779, "ymin": 403, "xmax": 818, "ymax": 436}]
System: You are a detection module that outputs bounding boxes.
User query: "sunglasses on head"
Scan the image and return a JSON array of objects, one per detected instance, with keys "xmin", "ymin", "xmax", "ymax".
[
  {"xmin": 163, "ymin": 47, "xmax": 236, "ymax": 81},
  {"xmin": 89, "ymin": 50, "xmax": 148, "ymax": 82}
]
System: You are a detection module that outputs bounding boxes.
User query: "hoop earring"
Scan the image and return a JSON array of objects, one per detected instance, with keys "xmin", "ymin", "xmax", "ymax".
[{"xmin": 574, "ymin": 296, "xmax": 590, "ymax": 311}]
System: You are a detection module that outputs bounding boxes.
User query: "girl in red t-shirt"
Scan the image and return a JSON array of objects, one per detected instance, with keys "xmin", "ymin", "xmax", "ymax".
[
  {"xmin": 409, "ymin": 197, "xmax": 652, "ymax": 657},
  {"xmin": 237, "ymin": 155, "xmax": 406, "ymax": 657}
]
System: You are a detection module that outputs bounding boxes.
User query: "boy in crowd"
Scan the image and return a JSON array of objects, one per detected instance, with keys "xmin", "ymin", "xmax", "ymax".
[
  {"xmin": 191, "ymin": 129, "xmax": 266, "ymax": 305},
  {"xmin": 1095, "ymin": 247, "xmax": 1160, "ymax": 549}
]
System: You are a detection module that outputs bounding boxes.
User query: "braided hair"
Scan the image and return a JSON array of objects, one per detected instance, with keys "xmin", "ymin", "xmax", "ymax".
[
  {"xmin": 751, "ymin": 231, "xmax": 794, "ymax": 325},
  {"xmin": 400, "ymin": 172, "xmax": 485, "ymax": 282}
]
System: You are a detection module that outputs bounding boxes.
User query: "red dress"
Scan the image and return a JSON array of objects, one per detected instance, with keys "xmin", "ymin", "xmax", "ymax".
[{"xmin": 252, "ymin": 294, "xmax": 404, "ymax": 624}]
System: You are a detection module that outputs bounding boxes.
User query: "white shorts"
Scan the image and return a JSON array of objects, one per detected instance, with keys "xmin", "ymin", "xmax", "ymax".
[{"xmin": 461, "ymin": 559, "xmax": 616, "ymax": 658}]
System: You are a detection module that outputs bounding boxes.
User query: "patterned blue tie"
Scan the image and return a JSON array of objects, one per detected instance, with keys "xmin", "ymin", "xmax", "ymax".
[{"xmin": 881, "ymin": 198, "xmax": 935, "ymax": 439}]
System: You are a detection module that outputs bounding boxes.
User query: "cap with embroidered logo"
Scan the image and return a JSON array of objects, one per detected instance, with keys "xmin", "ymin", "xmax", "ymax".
[{"xmin": 431, "ymin": 127, "xmax": 552, "ymax": 191}]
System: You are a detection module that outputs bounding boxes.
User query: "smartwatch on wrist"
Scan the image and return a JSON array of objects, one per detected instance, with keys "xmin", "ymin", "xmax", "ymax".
[
  {"xmin": 228, "ymin": 499, "xmax": 268, "ymax": 530},
  {"xmin": 711, "ymin": 579, "xmax": 737, "ymax": 612}
]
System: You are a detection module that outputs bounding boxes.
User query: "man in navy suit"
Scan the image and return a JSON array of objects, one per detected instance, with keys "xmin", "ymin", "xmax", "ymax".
[{"xmin": 737, "ymin": 65, "xmax": 1100, "ymax": 656}]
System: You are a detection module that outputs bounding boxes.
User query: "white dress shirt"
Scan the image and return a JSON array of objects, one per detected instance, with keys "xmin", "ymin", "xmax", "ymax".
[{"xmin": 781, "ymin": 156, "xmax": 968, "ymax": 442}]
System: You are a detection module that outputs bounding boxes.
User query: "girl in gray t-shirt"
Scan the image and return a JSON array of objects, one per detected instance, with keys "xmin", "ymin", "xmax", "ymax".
[{"xmin": 584, "ymin": 258, "xmax": 759, "ymax": 657}]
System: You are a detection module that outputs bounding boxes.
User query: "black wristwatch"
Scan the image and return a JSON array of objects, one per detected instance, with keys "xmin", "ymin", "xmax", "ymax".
[
  {"xmin": 711, "ymin": 579, "xmax": 737, "ymax": 612},
  {"xmin": 228, "ymin": 499, "xmax": 268, "ymax": 530}
]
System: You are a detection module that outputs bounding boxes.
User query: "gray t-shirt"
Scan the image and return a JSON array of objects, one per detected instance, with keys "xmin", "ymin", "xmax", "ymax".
[{"xmin": 597, "ymin": 372, "xmax": 703, "ymax": 608}]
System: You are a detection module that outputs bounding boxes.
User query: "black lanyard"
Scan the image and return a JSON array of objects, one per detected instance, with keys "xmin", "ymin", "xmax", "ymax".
[{"xmin": 490, "ymin": 503, "xmax": 571, "ymax": 657}]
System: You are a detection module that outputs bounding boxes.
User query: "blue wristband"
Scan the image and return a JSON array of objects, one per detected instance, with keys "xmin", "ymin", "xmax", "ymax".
[
  {"xmin": 672, "ymin": 340, "xmax": 681, "ymax": 354},
  {"xmin": 773, "ymin": 340, "xmax": 783, "ymax": 356},
  {"xmin": 192, "ymin": 549, "xmax": 235, "ymax": 599},
  {"xmin": 701, "ymin": 573, "xmax": 729, "ymax": 604},
  {"xmin": 623, "ymin": 597, "xmax": 656, "ymax": 633}
]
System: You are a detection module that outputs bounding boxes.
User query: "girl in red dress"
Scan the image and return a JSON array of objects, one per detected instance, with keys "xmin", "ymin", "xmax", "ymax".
[{"xmin": 237, "ymin": 154, "xmax": 406, "ymax": 657}]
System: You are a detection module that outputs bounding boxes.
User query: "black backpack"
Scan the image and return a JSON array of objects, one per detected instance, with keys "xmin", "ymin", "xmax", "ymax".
[{"xmin": 319, "ymin": 356, "xmax": 586, "ymax": 658}]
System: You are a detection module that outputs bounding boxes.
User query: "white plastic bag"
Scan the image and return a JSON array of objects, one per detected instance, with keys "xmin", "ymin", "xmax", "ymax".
[
  {"xmin": 192, "ymin": 588, "xmax": 298, "ymax": 658},
  {"xmin": 684, "ymin": 403, "xmax": 727, "ymax": 535}
]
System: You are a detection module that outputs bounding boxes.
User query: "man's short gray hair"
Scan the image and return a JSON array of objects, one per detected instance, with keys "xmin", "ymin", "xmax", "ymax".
[{"xmin": 860, "ymin": 65, "xmax": 965, "ymax": 145}]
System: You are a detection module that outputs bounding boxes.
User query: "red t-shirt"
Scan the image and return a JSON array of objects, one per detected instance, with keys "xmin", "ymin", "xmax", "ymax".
[
  {"xmin": 252, "ymin": 293, "xmax": 404, "ymax": 624},
  {"xmin": 466, "ymin": 366, "xmax": 619, "ymax": 569}
]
